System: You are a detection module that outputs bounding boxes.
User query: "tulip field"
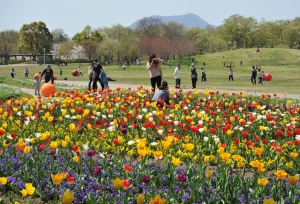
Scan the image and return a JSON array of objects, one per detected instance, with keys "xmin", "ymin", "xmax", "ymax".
[{"xmin": 0, "ymin": 87, "xmax": 300, "ymax": 204}]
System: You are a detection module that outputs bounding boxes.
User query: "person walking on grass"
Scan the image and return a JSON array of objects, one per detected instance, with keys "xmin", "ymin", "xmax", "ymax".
[
  {"xmin": 59, "ymin": 67, "xmax": 62, "ymax": 76},
  {"xmin": 251, "ymin": 66, "xmax": 257, "ymax": 85},
  {"xmin": 92, "ymin": 58, "xmax": 104, "ymax": 90},
  {"xmin": 201, "ymin": 67, "xmax": 206, "ymax": 82},
  {"xmin": 229, "ymin": 68, "xmax": 233, "ymax": 81},
  {"xmin": 174, "ymin": 63, "xmax": 181, "ymax": 89},
  {"xmin": 190, "ymin": 63, "xmax": 198, "ymax": 89}
]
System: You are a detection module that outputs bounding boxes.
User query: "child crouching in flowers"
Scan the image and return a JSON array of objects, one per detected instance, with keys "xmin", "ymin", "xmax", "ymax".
[{"xmin": 151, "ymin": 80, "xmax": 170, "ymax": 107}]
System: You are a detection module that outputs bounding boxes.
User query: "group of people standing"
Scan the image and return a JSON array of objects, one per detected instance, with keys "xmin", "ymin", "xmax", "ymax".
[
  {"xmin": 251, "ymin": 65, "xmax": 264, "ymax": 85},
  {"xmin": 87, "ymin": 58, "xmax": 108, "ymax": 91}
]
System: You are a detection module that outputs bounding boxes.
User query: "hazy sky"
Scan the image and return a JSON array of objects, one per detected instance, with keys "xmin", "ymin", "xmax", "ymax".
[{"xmin": 1, "ymin": 0, "xmax": 299, "ymax": 38}]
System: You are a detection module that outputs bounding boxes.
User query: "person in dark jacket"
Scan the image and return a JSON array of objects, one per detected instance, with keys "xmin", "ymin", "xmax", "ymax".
[
  {"xmin": 92, "ymin": 58, "xmax": 104, "ymax": 90},
  {"xmin": 190, "ymin": 63, "xmax": 198, "ymax": 89},
  {"xmin": 251, "ymin": 66, "xmax": 257, "ymax": 85},
  {"xmin": 40, "ymin": 64, "xmax": 54, "ymax": 84}
]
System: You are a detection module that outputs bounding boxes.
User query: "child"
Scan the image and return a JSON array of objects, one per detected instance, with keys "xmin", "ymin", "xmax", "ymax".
[
  {"xmin": 32, "ymin": 75, "xmax": 41, "ymax": 95},
  {"xmin": 100, "ymin": 70, "xmax": 109, "ymax": 89},
  {"xmin": 11, "ymin": 69, "xmax": 16, "ymax": 78}
]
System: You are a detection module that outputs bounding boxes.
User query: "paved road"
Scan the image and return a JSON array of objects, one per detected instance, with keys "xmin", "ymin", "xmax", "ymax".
[{"xmin": 19, "ymin": 80, "xmax": 300, "ymax": 100}]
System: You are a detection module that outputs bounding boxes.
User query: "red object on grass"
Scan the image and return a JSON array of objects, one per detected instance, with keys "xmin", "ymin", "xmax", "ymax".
[{"xmin": 72, "ymin": 70, "xmax": 79, "ymax": 76}]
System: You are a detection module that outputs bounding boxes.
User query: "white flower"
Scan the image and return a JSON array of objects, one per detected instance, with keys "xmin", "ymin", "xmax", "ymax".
[
  {"xmin": 217, "ymin": 109, "xmax": 221, "ymax": 112},
  {"xmin": 71, "ymin": 116, "xmax": 77, "ymax": 120},
  {"xmin": 295, "ymin": 135, "xmax": 300, "ymax": 141},
  {"xmin": 214, "ymin": 138, "xmax": 220, "ymax": 144},
  {"xmin": 7, "ymin": 135, "xmax": 13, "ymax": 140},
  {"xmin": 142, "ymin": 108, "xmax": 147, "ymax": 113},
  {"xmin": 198, "ymin": 128, "xmax": 204, "ymax": 133},
  {"xmin": 200, "ymin": 111, "xmax": 206, "ymax": 115},
  {"xmin": 127, "ymin": 140, "xmax": 135, "ymax": 145},
  {"xmin": 234, "ymin": 126, "xmax": 239, "ymax": 130},
  {"xmin": 102, "ymin": 115, "xmax": 107, "ymax": 119},
  {"xmin": 24, "ymin": 138, "xmax": 31, "ymax": 145},
  {"xmin": 239, "ymin": 127, "xmax": 244, "ymax": 131},
  {"xmin": 142, "ymin": 127, "xmax": 146, "ymax": 131},
  {"xmin": 174, "ymin": 121, "xmax": 179, "ymax": 126},
  {"xmin": 138, "ymin": 115, "xmax": 143, "ymax": 119},
  {"xmin": 96, "ymin": 112, "xmax": 101, "ymax": 116},
  {"xmin": 203, "ymin": 137, "xmax": 209, "ymax": 142},
  {"xmin": 152, "ymin": 111, "xmax": 156, "ymax": 115},
  {"xmin": 191, "ymin": 110, "xmax": 196, "ymax": 113},
  {"xmin": 183, "ymin": 106, "xmax": 188, "ymax": 110},
  {"xmin": 198, "ymin": 120, "xmax": 203, "ymax": 125},
  {"xmin": 239, "ymin": 107, "xmax": 243, "ymax": 112},
  {"xmin": 108, "ymin": 114, "xmax": 113, "ymax": 118},
  {"xmin": 34, "ymin": 133, "xmax": 41, "ymax": 138},
  {"xmin": 150, "ymin": 142, "xmax": 158, "ymax": 146},
  {"xmin": 252, "ymin": 112, "xmax": 257, "ymax": 116},
  {"xmin": 107, "ymin": 126, "xmax": 115, "ymax": 132},
  {"xmin": 17, "ymin": 111, "xmax": 22, "ymax": 116},
  {"xmin": 65, "ymin": 115, "xmax": 71, "ymax": 119},
  {"xmin": 149, "ymin": 117, "xmax": 153, "ymax": 122},
  {"xmin": 157, "ymin": 130, "xmax": 164, "ymax": 135},
  {"xmin": 82, "ymin": 144, "xmax": 89, "ymax": 150}
]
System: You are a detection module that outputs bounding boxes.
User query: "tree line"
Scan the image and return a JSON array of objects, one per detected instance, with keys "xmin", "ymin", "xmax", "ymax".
[{"xmin": 0, "ymin": 14, "xmax": 300, "ymax": 65}]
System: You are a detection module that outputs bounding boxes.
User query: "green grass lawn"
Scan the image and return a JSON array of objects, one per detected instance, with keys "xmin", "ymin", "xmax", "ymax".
[{"xmin": 1, "ymin": 48, "xmax": 300, "ymax": 94}]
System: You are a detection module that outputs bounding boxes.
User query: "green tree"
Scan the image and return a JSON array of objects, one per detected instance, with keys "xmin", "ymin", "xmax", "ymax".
[
  {"xmin": 161, "ymin": 21, "xmax": 185, "ymax": 39},
  {"xmin": 18, "ymin": 21, "xmax": 53, "ymax": 61},
  {"xmin": 0, "ymin": 30, "xmax": 19, "ymax": 64},
  {"xmin": 186, "ymin": 28, "xmax": 210, "ymax": 54},
  {"xmin": 283, "ymin": 25, "xmax": 300, "ymax": 48},
  {"xmin": 114, "ymin": 35, "xmax": 139, "ymax": 62},
  {"xmin": 73, "ymin": 25, "xmax": 102, "ymax": 43},
  {"xmin": 136, "ymin": 17, "xmax": 163, "ymax": 37},
  {"xmin": 59, "ymin": 41, "xmax": 74, "ymax": 59}
]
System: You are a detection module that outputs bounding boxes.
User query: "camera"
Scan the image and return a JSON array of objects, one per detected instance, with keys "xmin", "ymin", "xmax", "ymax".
[{"xmin": 153, "ymin": 59, "xmax": 159, "ymax": 65}]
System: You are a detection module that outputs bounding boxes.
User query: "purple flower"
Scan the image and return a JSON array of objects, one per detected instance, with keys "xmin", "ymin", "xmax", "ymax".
[
  {"xmin": 120, "ymin": 128, "xmax": 127, "ymax": 134},
  {"xmin": 121, "ymin": 123, "xmax": 127, "ymax": 128},
  {"xmin": 87, "ymin": 150, "xmax": 96, "ymax": 157},
  {"xmin": 141, "ymin": 176, "xmax": 150, "ymax": 183},
  {"xmin": 177, "ymin": 174, "xmax": 187, "ymax": 182},
  {"xmin": 78, "ymin": 129, "xmax": 83, "ymax": 134},
  {"xmin": 93, "ymin": 166, "xmax": 101, "ymax": 175},
  {"xmin": 105, "ymin": 123, "xmax": 110, "ymax": 127},
  {"xmin": 155, "ymin": 136, "xmax": 161, "ymax": 140}
]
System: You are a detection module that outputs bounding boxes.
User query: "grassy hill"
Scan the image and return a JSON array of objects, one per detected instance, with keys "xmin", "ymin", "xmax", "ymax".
[{"xmin": 0, "ymin": 48, "xmax": 299, "ymax": 94}]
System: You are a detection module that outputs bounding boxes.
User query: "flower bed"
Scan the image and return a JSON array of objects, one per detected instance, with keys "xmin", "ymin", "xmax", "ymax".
[{"xmin": 0, "ymin": 87, "xmax": 299, "ymax": 204}]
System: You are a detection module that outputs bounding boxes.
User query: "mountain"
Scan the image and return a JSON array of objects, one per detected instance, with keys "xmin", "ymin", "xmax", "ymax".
[{"xmin": 129, "ymin": 13, "xmax": 212, "ymax": 30}]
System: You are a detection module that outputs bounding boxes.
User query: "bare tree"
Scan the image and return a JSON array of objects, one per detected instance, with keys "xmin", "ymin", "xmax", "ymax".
[
  {"xmin": 0, "ymin": 30, "xmax": 19, "ymax": 64},
  {"xmin": 136, "ymin": 17, "xmax": 163, "ymax": 37},
  {"xmin": 51, "ymin": 43, "xmax": 61, "ymax": 59}
]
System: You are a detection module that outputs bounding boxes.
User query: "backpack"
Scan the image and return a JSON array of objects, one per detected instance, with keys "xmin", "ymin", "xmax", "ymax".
[{"xmin": 100, "ymin": 71, "xmax": 108, "ymax": 85}]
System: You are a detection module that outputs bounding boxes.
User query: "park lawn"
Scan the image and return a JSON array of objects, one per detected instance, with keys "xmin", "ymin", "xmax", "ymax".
[{"xmin": 0, "ymin": 48, "xmax": 299, "ymax": 94}]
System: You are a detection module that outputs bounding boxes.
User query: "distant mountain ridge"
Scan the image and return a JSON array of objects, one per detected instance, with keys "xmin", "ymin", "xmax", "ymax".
[{"xmin": 129, "ymin": 13, "xmax": 212, "ymax": 30}]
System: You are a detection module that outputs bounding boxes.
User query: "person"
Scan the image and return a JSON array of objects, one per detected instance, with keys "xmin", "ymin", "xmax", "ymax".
[
  {"xmin": 59, "ymin": 67, "xmax": 62, "ymax": 76},
  {"xmin": 40, "ymin": 64, "xmax": 54, "ymax": 84},
  {"xmin": 100, "ymin": 69, "xmax": 109, "ymax": 89},
  {"xmin": 78, "ymin": 67, "xmax": 83, "ymax": 76},
  {"xmin": 11, "ymin": 69, "xmax": 15, "ymax": 78},
  {"xmin": 190, "ymin": 63, "xmax": 197, "ymax": 89},
  {"xmin": 202, "ymin": 62, "xmax": 206, "ymax": 68},
  {"xmin": 240, "ymin": 60, "xmax": 242, "ymax": 66},
  {"xmin": 262, "ymin": 70, "xmax": 265, "ymax": 81},
  {"xmin": 122, "ymin": 62, "xmax": 126, "ymax": 70},
  {"xmin": 92, "ymin": 58, "xmax": 104, "ymax": 90},
  {"xmin": 201, "ymin": 67, "xmax": 206, "ymax": 82},
  {"xmin": 24, "ymin": 67, "xmax": 29, "ymax": 78},
  {"xmin": 223, "ymin": 61, "xmax": 226, "ymax": 67},
  {"xmin": 173, "ymin": 63, "xmax": 181, "ymax": 89},
  {"xmin": 258, "ymin": 69, "xmax": 263, "ymax": 85},
  {"xmin": 229, "ymin": 68, "xmax": 233, "ymax": 81},
  {"xmin": 251, "ymin": 66, "xmax": 257, "ymax": 85},
  {"xmin": 88, "ymin": 60, "xmax": 94, "ymax": 90},
  {"xmin": 152, "ymin": 80, "xmax": 170, "ymax": 107},
  {"xmin": 146, "ymin": 54, "xmax": 163, "ymax": 92},
  {"xmin": 32, "ymin": 75, "xmax": 41, "ymax": 95}
]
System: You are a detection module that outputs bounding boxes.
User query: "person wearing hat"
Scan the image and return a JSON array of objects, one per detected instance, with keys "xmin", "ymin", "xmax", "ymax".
[
  {"xmin": 40, "ymin": 64, "xmax": 54, "ymax": 84},
  {"xmin": 174, "ymin": 63, "xmax": 181, "ymax": 89},
  {"xmin": 152, "ymin": 80, "xmax": 170, "ymax": 107},
  {"xmin": 190, "ymin": 63, "xmax": 198, "ymax": 89}
]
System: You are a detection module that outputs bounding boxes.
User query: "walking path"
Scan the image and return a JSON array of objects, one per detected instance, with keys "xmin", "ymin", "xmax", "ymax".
[{"xmin": 19, "ymin": 80, "xmax": 300, "ymax": 100}]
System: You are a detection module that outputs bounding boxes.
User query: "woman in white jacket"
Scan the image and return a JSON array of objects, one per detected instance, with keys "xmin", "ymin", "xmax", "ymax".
[{"xmin": 174, "ymin": 63, "xmax": 181, "ymax": 88}]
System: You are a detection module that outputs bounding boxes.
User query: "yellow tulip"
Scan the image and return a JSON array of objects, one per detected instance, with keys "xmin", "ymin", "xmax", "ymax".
[
  {"xmin": 50, "ymin": 141, "xmax": 58, "ymax": 149},
  {"xmin": 257, "ymin": 178, "xmax": 269, "ymax": 186},
  {"xmin": 205, "ymin": 170, "xmax": 213, "ymax": 179},
  {"xmin": 20, "ymin": 189, "xmax": 28, "ymax": 197},
  {"xmin": 171, "ymin": 157, "xmax": 180, "ymax": 166},
  {"xmin": 0, "ymin": 177, "xmax": 8, "ymax": 185},
  {"xmin": 153, "ymin": 151, "xmax": 163, "ymax": 159},
  {"xmin": 274, "ymin": 170, "xmax": 287, "ymax": 180},
  {"xmin": 137, "ymin": 194, "xmax": 145, "ymax": 204},
  {"xmin": 112, "ymin": 178, "xmax": 124, "ymax": 189},
  {"xmin": 73, "ymin": 156, "xmax": 80, "ymax": 162},
  {"xmin": 63, "ymin": 191, "xmax": 74, "ymax": 204},
  {"xmin": 287, "ymin": 175, "xmax": 299, "ymax": 185},
  {"xmin": 25, "ymin": 183, "xmax": 35, "ymax": 195},
  {"xmin": 24, "ymin": 146, "xmax": 31, "ymax": 155},
  {"xmin": 264, "ymin": 198, "xmax": 276, "ymax": 204},
  {"xmin": 51, "ymin": 173, "xmax": 64, "ymax": 185},
  {"xmin": 149, "ymin": 195, "xmax": 167, "ymax": 204}
]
